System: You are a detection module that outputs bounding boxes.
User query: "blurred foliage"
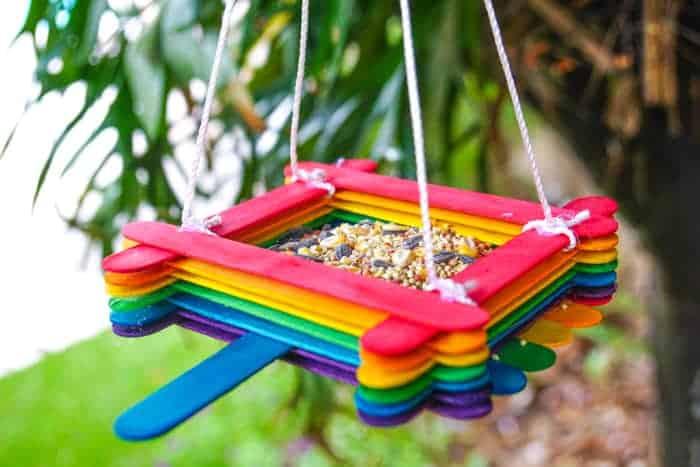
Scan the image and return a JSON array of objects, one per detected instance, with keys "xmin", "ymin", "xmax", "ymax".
[{"xmin": 8, "ymin": 0, "xmax": 511, "ymax": 256}]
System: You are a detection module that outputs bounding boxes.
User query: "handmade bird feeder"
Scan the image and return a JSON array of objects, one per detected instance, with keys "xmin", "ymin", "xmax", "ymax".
[{"xmin": 102, "ymin": 0, "xmax": 619, "ymax": 441}]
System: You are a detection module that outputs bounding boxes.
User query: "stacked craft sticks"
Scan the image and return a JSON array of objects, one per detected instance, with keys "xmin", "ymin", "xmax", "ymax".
[{"xmin": 103, "ymin": 161, "xmax": 618, "ymax": 437}]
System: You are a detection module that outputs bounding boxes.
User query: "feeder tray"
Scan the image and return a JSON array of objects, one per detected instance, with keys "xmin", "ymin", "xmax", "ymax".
[{"xmin": 103, "ymin": 159, "xmax": 618, "ymax": 439}]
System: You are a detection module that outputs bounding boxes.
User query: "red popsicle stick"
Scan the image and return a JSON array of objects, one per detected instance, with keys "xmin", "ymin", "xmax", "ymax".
[{"xmin": 287, "ymin": 162, "xmax": 618, "ymax": 239}]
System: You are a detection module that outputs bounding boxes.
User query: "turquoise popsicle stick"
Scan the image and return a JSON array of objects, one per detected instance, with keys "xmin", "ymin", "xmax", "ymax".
[{"xmin": 114, "ymin": 333, "xmax": 291, "ymax": 441}]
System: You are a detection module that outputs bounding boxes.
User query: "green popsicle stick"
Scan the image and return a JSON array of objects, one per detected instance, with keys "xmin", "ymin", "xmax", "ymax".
[{"xmin": 495, "ymin": 339, "xmax": 556, "ymax": 372}]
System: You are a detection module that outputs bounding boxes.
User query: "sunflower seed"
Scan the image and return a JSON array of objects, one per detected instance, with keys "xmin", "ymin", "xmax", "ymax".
[
  {"xmin": 298, "ymin": 238, "xmax": 319, "ymax": 248},
  {"xmin": 335, "ymin": 244, "xmax": 353, "ymax": 260},
  {"xmin": 372, "ymin": 259, "xmax": 391, "ymax": 268},
  {"xmin": 434, "ymin": 251, "xmax": 456, "ymax": 263},
  {"xmin": 382, "ymin": 224, "xmax": 408, "ymax": 235},
  {"xmin": 402, "ymin": 235, "xmax": 422, "ymax": 249},
  {"xmin": 296, "ymin": 254, "xmax": 324, "ymax": 263},
  {"xmin": 459, "ymin": 255, "xmax": 475, "ymax": 264}
]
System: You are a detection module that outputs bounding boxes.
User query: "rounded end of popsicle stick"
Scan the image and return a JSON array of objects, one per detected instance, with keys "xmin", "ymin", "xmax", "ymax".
[
  {"xmin": 573, "ymin": 216, "xmax": 619, "ymax": 240},
  {"xmin": 114, "ymin": 410, "xmax": 168, "ymax": 441},
  {"xmin": 337, "ymin": 159, "xmax": 379, "ymax": 173},
  {"xmin": 564, "ymin": 196, "xmax": 618, "ymax": 218},
  {"xmin": 103, "ymin": 244, "xmax": 176, "ymax": 273},
  {"xmin": 361, "ymin": 318, "xmax": 438, "ymax": 356},
  {"xmin": 544, "ymin": 303, "xmax": 603, "ymax": 328},
  {"xmin": 519, "ymin": 319, "xmax": 573, "ymax": 348},
  {"xmin": 488, "ymin": 360, "xmax": 527, "ymax": 396}
]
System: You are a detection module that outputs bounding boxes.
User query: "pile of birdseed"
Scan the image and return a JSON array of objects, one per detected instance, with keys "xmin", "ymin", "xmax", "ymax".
[{"xmin": 269, "ymin": 219, "xmax": 493, "ymax": 290}]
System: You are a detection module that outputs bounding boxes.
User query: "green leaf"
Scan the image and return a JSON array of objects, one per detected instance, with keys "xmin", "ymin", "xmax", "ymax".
[
  {"xmin": 312, "ymin": 99, "xmax": 360, "ymax": 161},
  {"xmin": 124, "ymin": 25, "xmax": 166, "ymax": 142},
  {"xmin": 75, "ymin": 0, "xmax": 108, "ymax": 66},
  {"xmin": 16, "ymin": 0, "xmax": 50, "ymax": 39},
  {"xmin": 0, "ymin": 105, "xmax": 30, "ymax": 160},
  {"xmin": 161, "ymin": 0, "xmax": 198, "ymax": 31},
  {"xmin": 161, "ymin": 0, "xmax": 234, "ymax": 85}
]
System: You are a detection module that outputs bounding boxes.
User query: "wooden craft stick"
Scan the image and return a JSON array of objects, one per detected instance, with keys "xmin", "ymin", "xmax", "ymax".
[{"xmin": 114, "ymin": 333, "xmax": 290, "ymax": 441}]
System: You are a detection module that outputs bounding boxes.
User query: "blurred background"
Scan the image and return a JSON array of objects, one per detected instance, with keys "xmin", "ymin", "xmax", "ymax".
[{"xmin": 3, "ymin": 0, "xmax": 700, "ymax": 465}]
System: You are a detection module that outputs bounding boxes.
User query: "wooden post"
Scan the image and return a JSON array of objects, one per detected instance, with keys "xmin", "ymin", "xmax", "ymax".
[{"xmin": 643, "ymin": 0, "xmax": 680, "ymax": 108}]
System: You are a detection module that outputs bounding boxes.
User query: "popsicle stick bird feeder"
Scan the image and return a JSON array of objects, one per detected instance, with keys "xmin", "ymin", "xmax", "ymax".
[{"xmin": 102, "ymin": 0, "xmax": 619, "ymax": 440}]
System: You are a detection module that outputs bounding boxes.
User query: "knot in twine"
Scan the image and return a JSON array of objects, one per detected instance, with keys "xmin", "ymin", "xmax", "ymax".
[
  {"xmin": 292, "ymin": 168, "xmax": 336, "ymax": 196},
  {"xmin": 179, "ymin": 214, "xmax": 222, "ymax": 236},
  {"xmin": 522, "ymin": 209, "xmax": 591, "ymax": 250},
  {"xmin": 426, "ymin": 278, "xmax": 477, "ymax": 306}
]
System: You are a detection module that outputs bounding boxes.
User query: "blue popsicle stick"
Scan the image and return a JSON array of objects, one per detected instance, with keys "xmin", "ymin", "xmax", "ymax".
[
  {"xmin": 114, "ymin": 333, "xmax": 291, "ymax": 441},
  {"xmin": 169, "ymin": 294, "xmax": 361, "ymax": 366},
  {"xmin": 573, "ymin": 271, "xmax": 617, "ymax": 288},
  {"xmin": 488, "ymin": 360, "xmax": 527, "ymax": 395}
]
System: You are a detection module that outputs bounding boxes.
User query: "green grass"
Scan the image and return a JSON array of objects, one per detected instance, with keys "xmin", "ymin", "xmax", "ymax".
[{"xmin": 0, "ymin": 329, "xmax": 457, "ymax": 467}]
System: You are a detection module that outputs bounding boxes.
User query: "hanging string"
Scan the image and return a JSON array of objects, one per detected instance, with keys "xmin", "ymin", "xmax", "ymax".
[
  {"xmin": 180, "ymin": 0, "xmax": 239, "ymax": 234},
  {"xmin": 398, "ymin": 0, "xmax": 475, "ymax": 305},
  {"xmin": 288, "ymin": 0, "xmax": 335, "ymax": 195},
  {"xmin": 482, "ymin": 0, "xmax": 590, "ymax": 246},
  {"xmin": 289, "ymin": 0, "xmax": 309, "ymax": 180},
  {"xmin": 481, "ymin": 0, "xmax": 552, "ymax": 223}
]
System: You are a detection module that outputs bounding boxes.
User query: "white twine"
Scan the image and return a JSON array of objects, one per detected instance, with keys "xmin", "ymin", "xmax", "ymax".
[
  {"xmin": 287, "ymin": 0, "xmax": 334, "ymax": 195},
  {"xmin": 180, "ymin": 0, "xmax": 238, "ymax": 234},
  {"xmin": 481, "ymin": 0, "xmax": 552, "ymax": 222},
  {"xmin": 482, "ymin": 0, "xmax": 587, "ymax": 246},
  {"xmin": 523, "ymin": 209, "xmax": 590, "ymax": 250},
  {"xmin": 292, "ymin": 167, "xmax": 336, "ymax": 195},
  {"xmin": 399, "ymin": 0, "xmax": 475, "ymax": 305}
]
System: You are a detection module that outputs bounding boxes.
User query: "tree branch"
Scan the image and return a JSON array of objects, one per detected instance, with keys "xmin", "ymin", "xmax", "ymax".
[{"xmin": 526, "ymin": 0, "xmax": 627, "ymax": 73}]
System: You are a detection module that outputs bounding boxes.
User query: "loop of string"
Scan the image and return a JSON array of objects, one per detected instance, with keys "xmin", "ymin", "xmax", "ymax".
[
  {"xmin": 523, "ymin": 209, "xmax": 590, "ymax": 250},
  {"xmin": 398, "ymin": 0, "xmax": 475, "ymax": 305},
  {"xmin": 482, "ymin": 0, "xmax": 586, "ymax": 246},
  {"xmin": 288, "ymin": 0, "xmax": 334, "ymax": 195},
  {"xmin": 180, "ymin": 0, "xmax": 238, "ymax": 234},
  {"xmin": 292, "ymin": 167, "xmax": 336, "ymax": 196}
]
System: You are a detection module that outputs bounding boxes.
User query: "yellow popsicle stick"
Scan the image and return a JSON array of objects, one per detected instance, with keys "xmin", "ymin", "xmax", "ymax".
[
  {"xmin": 357, "ymin": 357, "xmax": 434, "ymax": 389},
  {"xmin": 576, "ymin": 249, "xmax": 618, "ymax": 264},
  {"xmin": 518, "ymin": 319, "xmax": 573, "ymax": 348},
  {"xmin": 425, "ymin": 330, "xmax": 487, "ymax": 355},
  {"xmin": 581, "ymin": 234, "xmax": 619, "ymax": 251},
  {"xmin": 335, "ymin": 191, "xmax": 522, "ymax": 235},
  {"xmin": 330, "ymin": 200, "xmax": 513, "ymax": 245},
  {"xmin": 333, "ymin": 191, "xmax": 619, "ymax": 251}
]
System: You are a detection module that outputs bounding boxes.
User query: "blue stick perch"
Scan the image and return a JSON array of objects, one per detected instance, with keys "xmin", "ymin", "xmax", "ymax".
[{"xmin": 114, "ymin": 333, "xmax": 290, "ymax": 441}]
